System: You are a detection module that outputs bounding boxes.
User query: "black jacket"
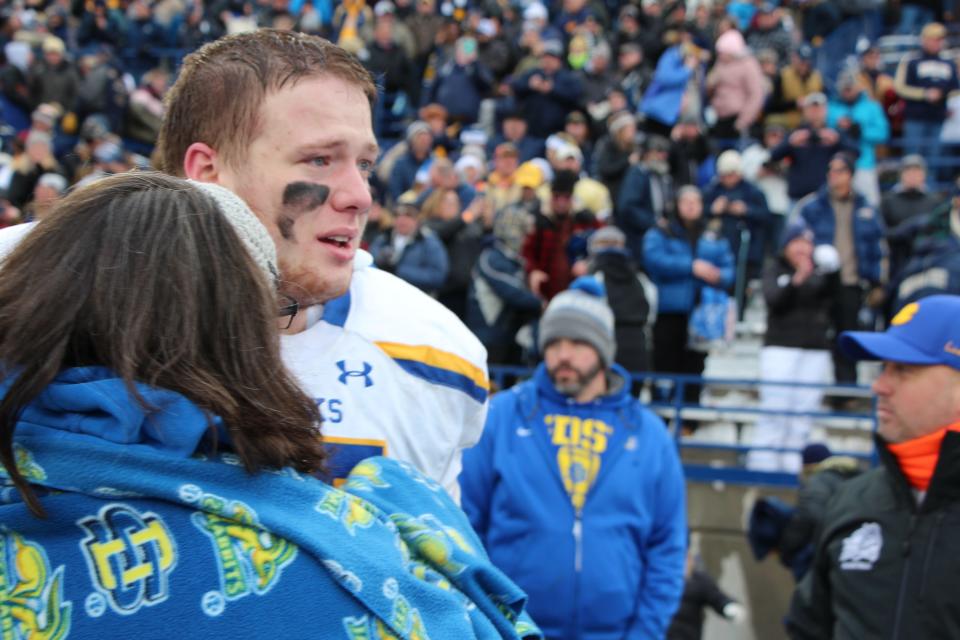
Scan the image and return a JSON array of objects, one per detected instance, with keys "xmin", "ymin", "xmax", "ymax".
[
  {"xmin": 667, "ymin": 569, "xmax": 735, "ymax": 640},
  {"xmin": 592, "ymin": 135, "xmax": 632, "ymax": 207},
  {"xmin": 768, "ymin": 127, "xmax": 859, "ymax": 200},
  {"xmin": 762, "ymin": 257, "xmax": 838, "ymax": 350},
  {"xmin": 787, "ymin": 432, "xmax": 960, "ymax": 639},
  {"xmin": 881, "ymin": 187, "xmax": 942, "ymax": 230},
  {"xmin": 424, "ymin": 216, "xmax": 489, "ymax": 317},
  {"xmin": 779, "ymin": 457, "xmax": 863, "ymax": 578},
  {"xmin": 589, "ymin": 248, "xmax": 650, "ymax": 374}
]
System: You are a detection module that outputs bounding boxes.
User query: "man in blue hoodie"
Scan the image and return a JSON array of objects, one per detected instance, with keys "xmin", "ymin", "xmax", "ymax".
[{"xmin": 461, "ymin": 276, "xmax": 687, "ymax": 640}]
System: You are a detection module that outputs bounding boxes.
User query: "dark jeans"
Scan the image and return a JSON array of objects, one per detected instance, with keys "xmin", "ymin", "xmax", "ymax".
[
  {"xmin": 903, "ymin": 119, "xmax": 945, "ymax": 188},
  {"xmin": 653, "ymin": 312, "xmax": 707, "ymax": 404},
  {"xmin": 710, "ymin": 115, "xmax": 742, "ymax": 151},
  {"xmin": 832, "ymin": 284, "xmax": 864, "ymax": 384}
]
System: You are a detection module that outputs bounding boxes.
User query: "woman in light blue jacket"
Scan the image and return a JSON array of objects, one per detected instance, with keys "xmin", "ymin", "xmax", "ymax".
[{"xmin": 826, "ymin": 70, "xmax": 890, "ymax": 206}]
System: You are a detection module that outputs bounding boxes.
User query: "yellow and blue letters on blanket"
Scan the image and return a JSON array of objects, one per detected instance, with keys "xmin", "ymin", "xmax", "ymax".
[{"xmin": 0, "ymin": 367, "xmax": 541, "ymax": 639}]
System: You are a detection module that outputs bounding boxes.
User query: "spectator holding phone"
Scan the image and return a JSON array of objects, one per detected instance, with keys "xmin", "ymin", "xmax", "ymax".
[
  {"xmin": 769, "ymin": 93, "xmax": 858, "ymax": 204},
  {"xmin": 509, "ymin": 39, "xmax": 584, "ymax": 138},
  {"xmin": 426, "ymin": 35, "xmax": 494, "ymax": 125}
]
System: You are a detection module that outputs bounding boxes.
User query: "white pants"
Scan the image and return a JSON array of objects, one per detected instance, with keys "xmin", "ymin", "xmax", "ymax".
[
  {"xmin": 854, "ymin": 168, "xmax": 880, "ymax": 207},
  {"xmin": 746, "ymin": 346, "xmax": 832, "ymax": 473}
]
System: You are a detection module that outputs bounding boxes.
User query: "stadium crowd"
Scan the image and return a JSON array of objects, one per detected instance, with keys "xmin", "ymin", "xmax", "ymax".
[
  {"xmin": 0, "ymin": 0, "xmax": 959, "ymax": 397},
  {"xmin": 2, "ymin": 3, "xmax": 960, "ymax": 639}
]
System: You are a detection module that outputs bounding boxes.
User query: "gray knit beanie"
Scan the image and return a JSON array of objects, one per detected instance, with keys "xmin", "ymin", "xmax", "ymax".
[
  {"xmin": 188, "ymin": 180, "xmax": 278, "ymax": 285},
  {"xmin": 587, "ymin": 226, "xmax": 626, "ymax": 256},
  {"xmin": 538, "ymin": 276, "xmax": 616, "ymax": 367}
]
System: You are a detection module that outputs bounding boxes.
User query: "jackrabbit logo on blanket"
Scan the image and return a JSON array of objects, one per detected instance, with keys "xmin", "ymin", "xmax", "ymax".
[
  {"xmin": 78, "ymin": 504, "xmax": 177, "ymax": 616},
  {"xmin": 0, "ymin": 444, "xmax": 46, "ymax": 484},
  {"xmin": 0, "ymin": 528, "xmax": 71, "ymax": 640},
  {"xmin": 186, "ymin": 487, "xmax": 296, "ymax": 605}
]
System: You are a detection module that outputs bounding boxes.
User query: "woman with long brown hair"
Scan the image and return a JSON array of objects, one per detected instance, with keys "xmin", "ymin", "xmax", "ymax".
[{"xmin": 0, "ymin": 173, "xmax": 538, "ymax": 639}]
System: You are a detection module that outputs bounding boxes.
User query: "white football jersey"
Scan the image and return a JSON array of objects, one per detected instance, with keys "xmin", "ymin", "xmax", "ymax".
[
  {"xmin": 0, "ymin": 225, "xmax": 489, "ymax": 501},
  {"xmin": 282, "ymin": 251, "xmax": 489, "ymax": 501},
  {"xmin": 0, "ymin": 222, "xmax": 35, "ymax": 260}
]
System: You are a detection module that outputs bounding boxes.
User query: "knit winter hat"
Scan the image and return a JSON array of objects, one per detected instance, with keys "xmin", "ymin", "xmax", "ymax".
[
  {"xmin": 802, "ymin": 443, "xmax": 832, "ymax": 466},
  {"xmin": 830, "ymin": 152, "xmax": 855, "ymax": 174},
  {"xmin": 406, "ymin": 120, "xmax": 432, "ymax": 143},
  {"xmin": 587, "ymin": 226, "xmax": 626, "ymax": 256},
  {"xmin": 780, "ymin": 219, "xmax": 814, "ymax": 250},
  {"xmin": 538, "ymin": 276, "xmax": 616, "ymax": 367},
  {"xmin": 37, "ymin": 173, "xmax": 67, "ymax": 194},
  {"xmin": 608, "ymin": 110, "xmax": 635, "ymax": 136},
  {"xmin": 716, "ymin": 150, "xmax": 743, "ymax": 176},
  {"xmin": 188, "ymin": 180, "xmax": 278, "ymax": 286},
  {"xmin": 454, "ymin": 154, "xmax": 484, "ymax": 180}
]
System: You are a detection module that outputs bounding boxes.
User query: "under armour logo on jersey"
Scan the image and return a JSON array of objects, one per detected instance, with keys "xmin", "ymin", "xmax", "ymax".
[
  {"xmin": 337, "ymin": 360, "xmax": 374, "ymax": 387},
  {"xmin": 839, "ymin": 522, "xmax": 883, "ymax": 571}
]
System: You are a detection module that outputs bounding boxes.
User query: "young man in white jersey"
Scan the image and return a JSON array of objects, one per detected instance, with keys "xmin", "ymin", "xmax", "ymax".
[{"xmin": 0, "ymin": 30, "xmax": 488, "ymax": 500}]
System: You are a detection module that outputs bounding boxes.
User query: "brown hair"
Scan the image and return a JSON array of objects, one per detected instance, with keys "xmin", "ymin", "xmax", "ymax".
[
  {"xmin": 420, "ymin": 188, "xmax": 460, "ymax": 222},
  {"xmin": 0, "ymin": 172, "xmax": 326, "ymax": 516},
  {"xmin": 156, "ymin": 29, "xmax": 377, "ymax": 176}
]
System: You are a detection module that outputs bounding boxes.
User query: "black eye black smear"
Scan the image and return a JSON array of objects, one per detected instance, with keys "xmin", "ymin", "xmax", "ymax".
[
  {"xmin": 278, "ymin": 216, "xmax": 295, "ymax": 240},
  {"xmin": 277, "ymin": 182, "xmax": 331, "ymax": 241},
  {"xmin": 282, "ymin": 182, "xmax": 330, "ymax": 212}
]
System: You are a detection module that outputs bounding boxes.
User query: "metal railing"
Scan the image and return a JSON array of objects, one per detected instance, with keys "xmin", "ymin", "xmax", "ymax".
[{"xmin": 488, "ymin": 365, "xmax": 878, "ymax": 488}]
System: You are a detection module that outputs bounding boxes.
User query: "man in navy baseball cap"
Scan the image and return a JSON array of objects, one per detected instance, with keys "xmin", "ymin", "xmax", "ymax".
[{"xmin": 789, "ymin": 294, "xmax": 960, "ymax": 638}]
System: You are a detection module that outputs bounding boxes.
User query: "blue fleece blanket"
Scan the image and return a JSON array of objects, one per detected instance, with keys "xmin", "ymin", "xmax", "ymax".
[{"xmin": 0, "ymin": 367, "xmax": 541, "ymax": 639}]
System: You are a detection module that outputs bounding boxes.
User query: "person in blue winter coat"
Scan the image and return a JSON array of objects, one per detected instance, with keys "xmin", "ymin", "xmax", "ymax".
[
  {"xmin": 640, "ymin": 35, "xmax": 707, "ymax": 132},
  {"xmin": 644, "ymin": 186, "xmax": 735, "ymax": 407},
  {"xmin": 369, "ymin": 196, "xmax": 450, "ymax": 296},
  {"xmin": 702, "ymin": 150, "xmax": 770, "ymax": 281},
  {"xmin": 461, "ymin": 276, "xmax": 688, "ymax": 640},
  {"xmin": 0, "ymin": 173, "xmax": 541, "ymax": 640},
  {"xmin": 796, "ymin": 166, "xmax": 886, "ymax": 289}
]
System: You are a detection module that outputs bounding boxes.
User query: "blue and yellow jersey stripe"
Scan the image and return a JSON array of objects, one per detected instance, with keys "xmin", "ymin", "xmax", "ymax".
[
  {"xmin": 321, "ymin": 435, "xmax": 388, "ymax": 487},
  {"xmin": 375, "ymin": 342, "xmax": 490, "ymax": 404}
]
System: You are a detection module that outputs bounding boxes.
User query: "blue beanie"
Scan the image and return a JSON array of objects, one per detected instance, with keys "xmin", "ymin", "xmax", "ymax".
[
  {"xmin": 802, "ymin": 443, "xmax": 832, "ymax": 466},
  {"xmin": 780, "ymin": 219, "xmax": 814, "ymax": 251}
]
